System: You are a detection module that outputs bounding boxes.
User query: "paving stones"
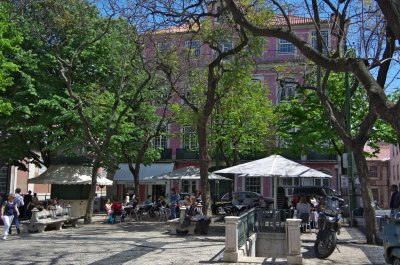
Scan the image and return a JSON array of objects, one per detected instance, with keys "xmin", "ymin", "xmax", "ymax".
[{"xmin": 0, "ymin": 216, "xmax": 386, "ymax": 265}]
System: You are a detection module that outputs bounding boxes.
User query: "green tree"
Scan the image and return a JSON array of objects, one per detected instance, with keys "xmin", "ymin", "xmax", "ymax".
[
  {"xmin": 0, "ymin": 2, "xmax": 82, "ymax": 170},
  {"xmin": 211, "ymin": 66, "xmax": 276, "ymax": 167},
  {"xmin": 12, "ymin": 0, "xmax": 157, "ymax": 223},
  {"xmin": 0, "ymin": 3, "xmax": 22, "ymax": 115},
  {"xmin": 152, "ymin": 2, "xmax": 273, "ymax": 214},
  {"xmin": 221, "ymin": 0, "xmax": 399, "ymax": 245}
]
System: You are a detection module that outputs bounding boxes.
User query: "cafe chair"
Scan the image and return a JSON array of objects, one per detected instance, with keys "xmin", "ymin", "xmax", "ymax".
[{"xmin": 300, "ymin": 213, "xmax": 311, "ymax": 233}]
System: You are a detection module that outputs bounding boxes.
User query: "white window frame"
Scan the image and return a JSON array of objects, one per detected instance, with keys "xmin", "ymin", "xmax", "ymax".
[
  {"xmin": 157, "ymin": 41, "xmax": 170, "ymax": 53},
  {"xmin": 182, "ymin": 125, "xmax": 198, "ymax": 150},
  {"xmin": 277, "ymin": 78, "xmax": 296, "ymax": 103},
  {"xmin": 278, "ymin": 39, "xmax": 295, "ymax": 54},
  {"xmin": 311, "ymin": 30, "xmax": 329, "ymax": 54},
  {"xmin": 245, "ymin": 177, "xmax": 261, "ymax": 194},
  {"xmin": 0, "ymin": 166, "xmax": 7, "ymax": 192},
  {"xmin": 153, "ymin": 125, "xmax": 169, "ymax": 149},
  {"xmin": 185, "ymin": 40, "xmax": 201, "ymax": 57}
]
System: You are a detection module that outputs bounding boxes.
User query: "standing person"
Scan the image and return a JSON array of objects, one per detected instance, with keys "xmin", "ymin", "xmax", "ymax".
[
  {"xmin": 390, "ymin": 184, "xmax": 400, "ymax": 217},
  {"xmin": 10, "ymin": 188, "xmax": 24, "ymax": 235},
  {"xmin": 23, "ymin": 190, "xmax": 33, "ymax": 220},
  {"xmin": 1, "ymin": 194, "xmax": 19, "ymax": 240},
  {"xmin": 31, "ymin": 193, "xmax": 39, "ymax": 207},
  {"xmin": 170, "ymin": 188, "xmax": 180, "ymax": 219}
]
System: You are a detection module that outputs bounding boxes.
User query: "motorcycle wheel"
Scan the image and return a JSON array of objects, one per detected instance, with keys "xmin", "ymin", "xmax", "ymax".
[
  {"xmin": 393, "ymin": 258, "xmax": 400, "ymax": 265},
  {"xmin": 314, "ymin": 231, "xmax": 337, "ymax": 259}
]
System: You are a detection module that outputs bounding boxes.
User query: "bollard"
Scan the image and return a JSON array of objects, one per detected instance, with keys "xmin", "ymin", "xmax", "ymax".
[
  {"xmin": 286, "ymin": 218, "xmax": 302, "ymax": 265},
  {"xmin": 179, "ymin": 206, "xmax": 186, "ymax": 224},
  {"xmin": 30, "ymin": 208, "xmax": 40, "ymax": 223},
  {"xmin": 224, "ymin": 216, "xmax": 240, "ymax": 262},
  {"xmin": 66, "ymin": 205, "xmax": 71, "ymax": 217}
]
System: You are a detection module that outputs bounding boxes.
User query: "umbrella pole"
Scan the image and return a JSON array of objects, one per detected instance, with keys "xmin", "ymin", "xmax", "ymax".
[
  {"xmin": 273, "ymin": 176, "xmax": 278, "ymax": 230},
  {"xmin": 273, "ymin": 176, "xmax": 277, "ymax": 209}
]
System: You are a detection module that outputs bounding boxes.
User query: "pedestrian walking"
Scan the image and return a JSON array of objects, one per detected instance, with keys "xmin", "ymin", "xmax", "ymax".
[
  {"xmin": 1, "ymin": 194, "xmax": 19, "ymax": 240},
  {"xmin": 170, "ymin": 188, "xmax": 180, "ymax": 219},
  {"xmin": 10, "ymin": 187, "xmax": 24, "ymax": 234},
  {"xmin": 390, "ymin": 184, "xmax": 400, "ymax": 217}
]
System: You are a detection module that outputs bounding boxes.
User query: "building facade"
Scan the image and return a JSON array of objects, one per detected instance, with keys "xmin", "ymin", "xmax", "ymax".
[
  {"xmin": 364, "ymin": 144, "xmax": 391, "ymax": 208},
  {"xmin": 390, "ymin": 143, "xmax": 400, "ymax": 188}
]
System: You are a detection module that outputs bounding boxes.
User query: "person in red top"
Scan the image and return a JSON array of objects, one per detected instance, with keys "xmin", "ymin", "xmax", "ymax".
[
  {"xmin": 110, "ymin": 199, "xmax": 123, "ymax": 222},
  {"xmin": 111, "ymin": 200, "xmax": 122, "ymax": 211}
]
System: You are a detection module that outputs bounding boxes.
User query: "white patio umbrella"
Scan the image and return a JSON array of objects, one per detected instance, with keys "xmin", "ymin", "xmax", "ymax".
[
  {"xmin": 141, "ymin": 166, "xmax": 232, "ymax": 183},
  {"xmin": 28, "ymin": 165, "xmax": 113, "ymax": 186},
  {"xmin": 213, "ymin": 155, "xmax": 331, "ymax": 209}
]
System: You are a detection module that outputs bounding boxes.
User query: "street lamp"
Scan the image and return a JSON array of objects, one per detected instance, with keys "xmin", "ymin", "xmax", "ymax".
[{"xmin": 344, "ymin": 42, "xmax": 356, "ymax": 226}]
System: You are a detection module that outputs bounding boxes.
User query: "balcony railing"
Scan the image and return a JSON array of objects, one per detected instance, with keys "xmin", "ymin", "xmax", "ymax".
[
  {"xmin": 159, "ymin": 148, "xmax": 172, "ymax": 159},
  {"xmin": 239, "ymin": 151, "xmax": 268, "ymax": 161},
  {"xmin": 306, "ymin": 152, "xmax": 337, "ymax": 161},
  {"xmin": 176, "ymin": 148, "xmax": 199, "ymax": 160}
]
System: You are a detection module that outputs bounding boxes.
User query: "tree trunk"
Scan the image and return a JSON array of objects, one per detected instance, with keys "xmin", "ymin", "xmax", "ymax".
[
  {"xmin": 197, "ymin": 116, "xmax": 212, "ymax": 216},
  {"xmin": 127, "ymin": 162, "xmax": 140, "ymax": 198},
  {"xmin": 84, "ymin": 158, "xmax": 101, "ymax": 224},
  {"xmin": 352, "ymin": 145, "xmax": 381, "ymax": 244}
]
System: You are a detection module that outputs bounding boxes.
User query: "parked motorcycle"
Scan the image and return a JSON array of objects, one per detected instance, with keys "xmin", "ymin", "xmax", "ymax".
[
  {"xmin": 384, "ymin": 215, "xmax": 400, "ymax": 264},
  {"xmin": 314, "ymin": 196, "xmax": 345, "ymax": 259}
]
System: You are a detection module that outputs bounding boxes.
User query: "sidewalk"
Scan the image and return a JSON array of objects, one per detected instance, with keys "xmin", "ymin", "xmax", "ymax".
[
  {"xmin": 301, "ymin": 225, "xmax": 386, "ymax": 265},
  {"xmin": 0, "ymin": 216, "xmax": 386, "ymax": 265}
]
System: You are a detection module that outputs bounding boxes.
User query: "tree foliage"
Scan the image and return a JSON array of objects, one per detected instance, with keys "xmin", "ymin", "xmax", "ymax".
[
  {"xmin": 0, "ymin": 3, "xmax": 23, "ymax": 115},
  {"xmin": 4, "ymin": 0, "xmax": 164, "ymax": 223}
]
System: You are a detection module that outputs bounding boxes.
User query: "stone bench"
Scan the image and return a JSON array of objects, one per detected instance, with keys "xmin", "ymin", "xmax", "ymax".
[
  {"xmin": 167, "ymin": 206, "xmax": 211, "ymax": 235},
  {"xmin": 21, "ymin": 218, "xmax": 67, "ymax": 233},
  {"xmin": 167, "ymin": 217, "xmax": 211, "ymax": 235},
  {"xmin": 21, "ymin": 207, "xmax": 83, "ymax": 233}
]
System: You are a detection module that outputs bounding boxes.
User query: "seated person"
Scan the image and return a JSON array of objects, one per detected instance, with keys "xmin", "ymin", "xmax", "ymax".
[
  {"xmin": 296, "ymin": 196, "xmax": 311, "ymax": 215},
  {"xmin": 143, "ymin": 195, "xmax": 153, "ymax": 212},
  {"xmin": 105, "ymin": 199, "xmax": 113, "ymax": 216},
  {"xmin": 46, "ymin": 200, "xmax": 55, "ymax": 210},
  {"xmin": 124, "ymin": 193, "xmax": 130, "ymax": 206},
  {"xmin": 184, "ymin": 196, "xmax": 191, "ymax": 206},
  {"xmin": 159, "ymin": 196, "xmax": 167, "ymax": 207},
  {"xmin": 181, "ymin": 196, "xmax": 208, "ymax": 234},
  {"xmin": 31, "ymin": 193, "xmax": 40, "ymax": 208},
  {"xmin": 258, "ymin": 196, "xmax": 267, "ymax": 208},
  {"xmin": 112, "ymin": 199, "xmax": 123, "ymax": 214},
  {"xmin": 195, "ymin": 190, "xmax": 202, "ymax": 204},
  {"xmin": 52, "ymin": 197, "xmax": 59, "ymax": 206},
  {"xmin": 232, "ymin": 195, "xmax": 240, "ymax": 206},
  {"xmin": 231, "ymin": 194, "xmax": 243, "ymax": 215}
]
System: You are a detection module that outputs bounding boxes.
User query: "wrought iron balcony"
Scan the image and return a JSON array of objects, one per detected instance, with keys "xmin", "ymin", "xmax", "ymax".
[
  {"xmin": 176, "ymin": 148, "xmax": 199, "ymax": 160},
  {"xmin": 159, "ymin": 148, "xmax": 172, "ymax": 159},
  {"xmin": 306, "ymin": 152, "xmax": 337, "ymax": 161}
]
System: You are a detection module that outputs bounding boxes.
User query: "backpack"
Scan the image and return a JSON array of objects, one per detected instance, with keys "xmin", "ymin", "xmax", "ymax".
[{"xmin": 108, "ymin": 215, "xmax": 114, "ymax": 224}]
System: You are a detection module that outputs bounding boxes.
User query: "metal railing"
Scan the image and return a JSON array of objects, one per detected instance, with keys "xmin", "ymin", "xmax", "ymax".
[
  {"xmin": 255, "ymin": 208, "xmax": 294, "ymax": 232},
  {"xmin": 237, "ymin": 208, "xmax": 255, "ymax": 248},
  {"xmin": 176, "ymin": 148, "xmax": 199, "ymax": 159}
]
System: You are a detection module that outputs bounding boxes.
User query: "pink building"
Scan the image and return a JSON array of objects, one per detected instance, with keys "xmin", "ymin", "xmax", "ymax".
[
  {"xmin": 390, "ymin": 143, "xmax": 400, "ymax": 187},
  {"xmin": 364, "ymin": 143, "xmax": 391, "ymax": 208},
  {"xmin": 118, "ymin": 14, "xmax": 341, "ymax": 200}
]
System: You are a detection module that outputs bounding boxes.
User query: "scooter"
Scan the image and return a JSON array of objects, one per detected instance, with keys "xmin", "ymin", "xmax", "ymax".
[
  {"xmin": 384, "ymin": 214, "xmax": 400, "ymax": 265},
  {"xmin": 314, "ymin": 196, "xmax": 345, "ymax": 259}
]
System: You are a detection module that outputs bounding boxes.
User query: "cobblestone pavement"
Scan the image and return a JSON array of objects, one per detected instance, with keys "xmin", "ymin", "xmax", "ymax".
[{"xmin": 0, "ymin": 217, "xmax": 387, "ymax": 265}]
